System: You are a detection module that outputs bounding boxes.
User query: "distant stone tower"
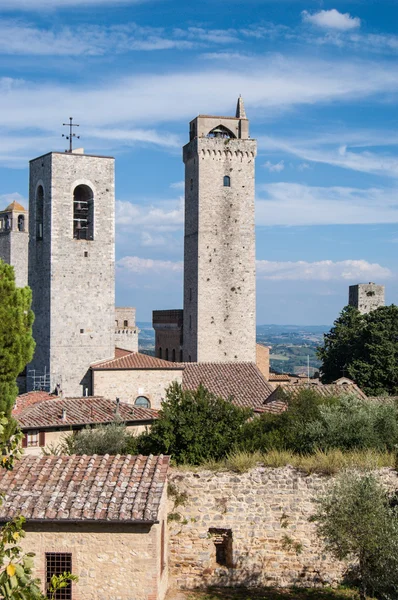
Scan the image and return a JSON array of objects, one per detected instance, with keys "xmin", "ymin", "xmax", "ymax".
[
  {"xmin": 183, "ymin": 97, "xmax": 257, "ymax": 362},
  {"xmin": 28, "ymin": 149, "xmax": 115, "ymax": 396},
  {"xmin": 349, "ymin": 283, "xmax": 385, "ymax": 314},
  {"xmin": 115, "ymin": 307, "xmax": 139, "ymax": 353},
  {"xmin": 0, "ymin": 201, "xmax": 29, "ymax": 287}
]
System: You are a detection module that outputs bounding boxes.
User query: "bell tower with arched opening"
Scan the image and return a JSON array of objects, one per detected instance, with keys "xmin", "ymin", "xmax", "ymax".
[
  {"xmin": 183, "ymin": 97, "xmax": 257, "ymax": 362},
  {"xmin": 28, "ymin": 149, "xmax": 115, "ymax": 396},
  {"xmin": 0, "ymin": 200, "xmax": 29, "ymax": 288}
]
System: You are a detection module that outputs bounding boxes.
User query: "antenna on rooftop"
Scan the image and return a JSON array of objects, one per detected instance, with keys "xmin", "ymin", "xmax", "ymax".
[{"xmin": 62, "ymin": 117, "xmax": 80, "ymax": 153}]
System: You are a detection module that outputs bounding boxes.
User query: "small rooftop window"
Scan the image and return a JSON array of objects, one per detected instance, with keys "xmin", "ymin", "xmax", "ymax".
[
  {"xmin": 135, "ymin": 396, "xmax": 150, "ymax": 408},
  {"xmin": 223, "ymin": 176, "xmax": 231, "ymax": 187}
]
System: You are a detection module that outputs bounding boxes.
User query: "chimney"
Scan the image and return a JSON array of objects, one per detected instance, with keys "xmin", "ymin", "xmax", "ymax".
[
  {"xmin": 115, "ymin": 397, "xmax": 120, "ymax": 417},
  {"xmin": 61, "ymin": 408, "xmax": 67, "ymax": 422}
]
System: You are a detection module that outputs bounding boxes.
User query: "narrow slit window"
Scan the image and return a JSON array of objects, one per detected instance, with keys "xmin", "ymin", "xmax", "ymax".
[
  {"xmin": 36, "ymin": 185, "xmax": 44, "ymax": 240},
  {"xmin": 46, "ymin": 553, "xmax": 73, "ymax": 600},
  {"xmin": 18, "ymin": 215, "xmax": 25, "ymax": 232},
  {"xmin": 223, "ymin": 176, "xmax": 231, "ymax": 187}
]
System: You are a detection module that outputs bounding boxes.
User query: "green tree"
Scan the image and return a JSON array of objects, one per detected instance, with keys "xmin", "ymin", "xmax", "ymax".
[
  {"xmin": 318, "ymin": 305, "xmax": 398, "ymax": 395},
  {"xmin": 0, "ymin": 261, "xmax": 35, "ymax": 430},
  {"xmin": 318, "ymin": 305, "xmax": 364, "ymax": 384},
  {"xmin": 137, "ymin": 382, "xmax": 252, "ymax": 465},
  {"xmin": 312, "ymin": 471, "xmax": 398, "ymax": 600}
]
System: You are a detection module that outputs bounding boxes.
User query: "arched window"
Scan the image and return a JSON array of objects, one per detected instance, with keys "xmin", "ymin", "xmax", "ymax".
[
  {"xmin": 165, "ymin": 348, "xmax": 169, "ymax": 361},
  {"xmin": 135, "ymin": 396, "xmax": 150, "ymax": 408},
  {"xmin": 73, "ymin": 185, "xmax": 94, "ymax": 240},
  {"xmin": 4, "ymin": 215, "xmax": 10, "ymax": 231},
  {"xmin": 159, "ymin": 347, "xmax": 162, "ymax": 359},
  {"xmin": 124, "ymin": 320, "xmax": 128, "ymax": 327},
  {"xmin": 115, "ymin": 320, "xmax": 118, "ymax": 327},
  {"xmin": 172, "ymin": 349, "xmax": 176, "ymax": 362},
  {"xmin": 36, "ymin": 185, "xmax": 44, "ymax": 240},
  {"xmin": 207, "ymin": 125, "xmax": 236, "ymax": 139},
  {"xmin": 223, "ymin": 176, "xmax": 231, "ymax": 187},
  {"xmin": 17, "ymin": 215, "xmax": 25, "ymax": 232}
]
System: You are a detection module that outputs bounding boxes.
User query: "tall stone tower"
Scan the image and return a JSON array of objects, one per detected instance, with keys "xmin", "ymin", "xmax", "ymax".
[
  {"xmin": 183, "ymin": 97, "xmax": 257, "ymax": 362},
  {"xmin": 349, "ymin": 283, "xmax": 385, "ymax": 314},
  {"xmin": 28, "ymin": 150, "xmax": 115, "ymax": 396},
  {"xmin": 0, "ymin": 201, "xmax": 29, "ymax": 287}
]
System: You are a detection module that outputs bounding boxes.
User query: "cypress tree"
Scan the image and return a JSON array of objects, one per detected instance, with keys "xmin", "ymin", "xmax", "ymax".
[{"xmin": 0, "ymin": 261, "xmax": 35, "ymax": 427}]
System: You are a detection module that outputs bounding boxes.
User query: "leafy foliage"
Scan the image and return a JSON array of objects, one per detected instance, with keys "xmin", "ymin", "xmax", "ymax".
[
  {"xmin": 0, "ymin": 261, "xmax": 35, "ymax": 434},
  {"xmin": 239, "ymin": 390, "xmax": 398, "ymax": 455},
  {"xmin": 57, "ymin": 422, "xmax": 137, "ymax": 456},
  {"xmin": 318, "ymin": 305, "xmax": 398, "ymax": 395},
  {"xmin": 136, "ymin": 382, "xmax": 252, "ymax": 465},
  {"xmin": 312, "ymin": 471, "xmax": 398, "ymax": 600}
]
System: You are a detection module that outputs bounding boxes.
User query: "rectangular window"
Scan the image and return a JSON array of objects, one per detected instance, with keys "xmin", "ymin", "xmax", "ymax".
[
  {"xmin": 27, "ymin": 431, "xmax": 39, "ymax": 447},
  {"xmin": 46, "ymin": 553, "xmax": 72, "ymax": 600},
  {"xmin": 208, "ymin": 528, "xmax": 233, "ymax": 568}
]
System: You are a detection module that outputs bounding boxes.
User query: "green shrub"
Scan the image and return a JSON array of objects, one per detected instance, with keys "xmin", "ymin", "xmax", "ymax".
[
  {"xmin": 63, "ymin": 422, "xmax": 136, "ymax": 456},
  {"xmin": 136, "ymin": 382, "xmax": 252, "ymax": 465},
  {"xmin": 312, "ymin": 471, "xmax": 398, "ymax": 600}
]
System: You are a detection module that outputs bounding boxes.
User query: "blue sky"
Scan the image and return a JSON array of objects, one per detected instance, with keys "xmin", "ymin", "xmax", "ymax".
[{"xmin": 1, "ymin": 0, "xmax": 398, "ymax": 325}]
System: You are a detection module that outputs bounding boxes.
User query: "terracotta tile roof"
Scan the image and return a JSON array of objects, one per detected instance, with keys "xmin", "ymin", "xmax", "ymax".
[
  {"xmin": 265, "ymin": 383, "xmax": 367, "ymax": 404},
  {"xmin": 4, "ymin": 200, "xmax": 26, "ymax": 212},
  {"xmin": 114, "ymin": 347, "xmax": 134, "ymax": 359},
  {"xmin": 92, "ymin": 351, "xmax": 182, "ymax": 370},
  {"xmin": 182, "ymin": 362, "xmax": 274, "ymax": 409},
  {"xmin": 16, "ymin": 396, "xmax": 158, "ymax": 430},
  {"xmin": 254, "ymin": 401, "xmax": 288, "ymax": 415},
  {"xmin": 0, "ymin": 454, "xmax": 169, "ymax": 523},
  {"xmin": 268, "ymin": 373, "xmax": 291, "ymax": 382},
  {"xmin": 14, "ymin": 391, "xmax": 54, "ymax": 415}
]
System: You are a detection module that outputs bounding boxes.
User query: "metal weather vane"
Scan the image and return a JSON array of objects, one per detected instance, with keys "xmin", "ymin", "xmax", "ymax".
[{"xmin": 62, "ymin": 117, "xmax": 80, "ymax": 153}]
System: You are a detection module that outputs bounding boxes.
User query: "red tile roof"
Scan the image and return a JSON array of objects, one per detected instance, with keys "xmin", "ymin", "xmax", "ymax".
[
  {"xmin": 14, "ymin": 391, "xmax": 54, "ymax": 415},
  {"xmin": 16, "ymin": 396, "xmax": 158, "ymax": 430},
  {"xmin": 0, "ymin": 454, "xmax": 169, "ymax": 523},
  {"xmin": 92, "ymin": 352, "xmax": 182, "ymax": 370},
  {"xmin": 182, "ymin": 362, "xmax": 274, "ymax": 409},
  {"xmin": 268, "ymin": 373, "xmax": 291, "ymax": 382},
  {"xmin": 114, "ymin": 347, "xmax": 134, "ymax": 359}
]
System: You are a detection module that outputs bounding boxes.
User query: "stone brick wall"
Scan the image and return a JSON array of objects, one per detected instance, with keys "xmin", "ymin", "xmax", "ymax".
[
  {"xmin": 28, "ymin": 151, "xmax": 115, "ymax": 396},
  {"xmin": 256, "ymin": 344, "xmax": 270, "ymax": 380},
  {"xmin": 348, "ymin": 283, "xmax": 385, "ymax": 314},
  {"xmin": 20, "ymin": 492, "xmax": 168, "ymax": 600},
  {"xmin": 183, "ymin": 131, "xmax": 256, "ymax": 363},
  {"xmin": 92, "ymin": 368, "xmax": 183, "ymax": 409},
  {"xmin": 168, "ymin": 466, "xmax": 398, "ymax": 590}
]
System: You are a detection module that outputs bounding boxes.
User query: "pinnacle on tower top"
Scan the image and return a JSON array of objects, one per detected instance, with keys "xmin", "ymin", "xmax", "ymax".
[{"xmin": 235, "ymin": 95, "xmax": 247, "ymax": 119}]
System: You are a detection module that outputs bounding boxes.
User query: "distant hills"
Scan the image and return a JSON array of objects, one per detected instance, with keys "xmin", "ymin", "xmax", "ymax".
[{"xmin": 137, "ymin": 323, "xmax": 331, "ymax": 375}]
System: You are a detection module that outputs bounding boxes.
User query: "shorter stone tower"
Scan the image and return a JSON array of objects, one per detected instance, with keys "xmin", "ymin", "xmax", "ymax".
[
  {"xmin": 28, "ymin": 149, "xmax": 115, "ymax": 396},
  {"xmin": 115, "ymin": 307, "xmax": 139, "ymax": 352},
  {"xmin": 153, "ymin": 309, "xmax": 183, "ymax": 362},
  {"xmin": 0, "ymin": 201, "xmax": 29, "ymax": 287},
  {"xmin": 349, "ymin": 283, "xmax": 385, "ymax": 314}
]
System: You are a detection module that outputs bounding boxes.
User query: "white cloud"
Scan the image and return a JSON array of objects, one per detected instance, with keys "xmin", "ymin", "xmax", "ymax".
[
  {"xmin": 256, "ymin": 182, "xmax": 398, "ymax": 226},
  {"xmin": 116, "ymin": 198, "xmax": 183, "ymax": 232},
  {"xmin": 170, "ymin": 181, "xmax": 185, "ymax": 190},
  {"xmin": 264, "ymin": 160, "xmax": 285, "ymax": 172},
  {"xmin": 256, "ymin": 259, "xmax": 391, "ymax": 281},
  {"xmin": 117, "ymin": 256, "xmax": 183, "ymax": 274},
  {"xmin": 259, "ymin": 135, "xmax": 398, "ymax": 179},
  {"xmin": 302, "ymin": 9, "xmax": 361, "ymax": 31}
]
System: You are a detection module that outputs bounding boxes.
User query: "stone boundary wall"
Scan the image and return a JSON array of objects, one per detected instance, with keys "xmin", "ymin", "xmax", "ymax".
[{"xmin": 168, "ymin": 466, "xmax": 398, "ymax": 590}]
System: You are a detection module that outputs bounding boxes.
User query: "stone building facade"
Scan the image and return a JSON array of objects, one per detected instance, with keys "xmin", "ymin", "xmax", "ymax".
[
  {"xmin": 0, "ymin": 454, "xmax": 169, "ymax": 600},
  {"xmin": 28, "ymin": 150, "xmax": 115, "ymax": 396},
  {"xmin": 115, "ymin": 307, "xmax": 139, "ymax": 352},
  {"xmin": 349, "ymin": 283, "xmax": 385, "ymax": 314},
  {"xmin": 153, "ymin": 309, "xmax": 183, "ymax": 362},
  {"xmin": 168, "ymin": 466, "xmax": 398, "ymax": 590},
  {"xmin": 183, "ymin": 97, "xmax": 257, "ymax": 363},
  {"xmin": 0, "ymin": 200, "xmax": 29, "ymax": 287}
]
